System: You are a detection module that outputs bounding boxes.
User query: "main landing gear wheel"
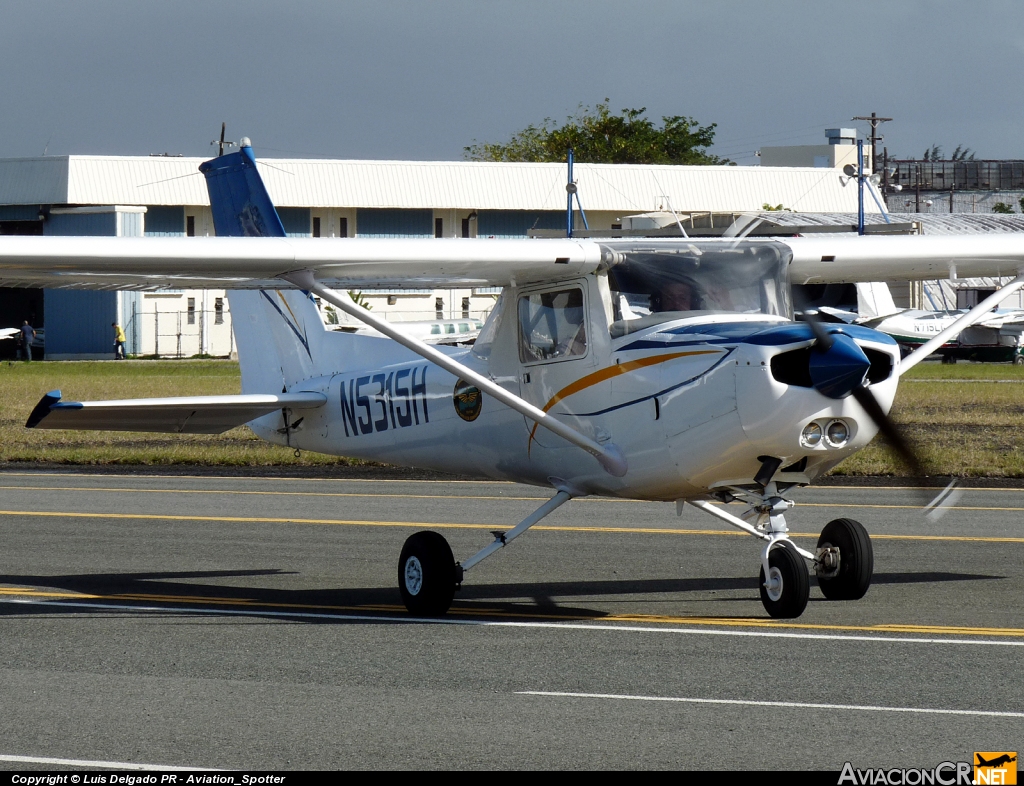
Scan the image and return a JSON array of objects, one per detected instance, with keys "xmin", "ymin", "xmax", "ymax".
[
  {"xmin": 816, "ymin": 518, "xmax": 873, "ymax": 600},
  {"xmin": 398, "ymin": 530, "xmax": 457, "ymax": 616},
  {"xmin": 759, "ymin": 541, "xmax": 809, "ymax": 619}
]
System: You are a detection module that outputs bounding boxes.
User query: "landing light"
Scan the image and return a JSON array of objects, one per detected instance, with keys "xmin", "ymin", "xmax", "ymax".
[
  {"xmin": 825, "ymin": 419, "xmax": 850, "ymax": 447},
  {"xmin": 800, "ymin": 422, "xmax": 823, "ymax": 448}
]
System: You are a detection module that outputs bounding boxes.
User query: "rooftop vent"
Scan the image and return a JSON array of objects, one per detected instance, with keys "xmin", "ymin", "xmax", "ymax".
[{"xmin": 825, "ymin": 128, "xmax": 858, "ymax": 146}]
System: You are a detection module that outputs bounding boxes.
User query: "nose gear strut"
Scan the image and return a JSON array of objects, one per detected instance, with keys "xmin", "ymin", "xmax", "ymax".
[{"xmin": 685, "ymin": 481, "xmax": 873, "ymax": 618}]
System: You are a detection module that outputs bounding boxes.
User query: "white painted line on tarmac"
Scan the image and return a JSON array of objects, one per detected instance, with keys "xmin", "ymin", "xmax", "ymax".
[
  {"xmin": 517, "ymin": 691, "xmax": 1024, "ymax": 718},
  {"xmin": 5, "ymin": 596, "xmax": 1024, "ymax": 647},
  {"xmin": 0, "ymin": 753, "xmax": 217, "ymax": 770}
]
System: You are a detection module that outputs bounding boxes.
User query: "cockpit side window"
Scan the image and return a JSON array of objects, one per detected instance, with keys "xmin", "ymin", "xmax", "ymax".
[{"xmin": 518, "ymin": 287, "xmax": 588, "ymax": 364}]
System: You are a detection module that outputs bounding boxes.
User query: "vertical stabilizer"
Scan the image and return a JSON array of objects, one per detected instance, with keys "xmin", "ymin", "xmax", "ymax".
[
  {"xmin": 201, "ymin": 140, "xmax": 325, "ymax": 391},
  {"xmin": 856, "ymin": 282, "xmax": 899, "ymax": 319},
  {"xmin": 199, "ymin": 140, "xmax": 287, "ymax": 238}
]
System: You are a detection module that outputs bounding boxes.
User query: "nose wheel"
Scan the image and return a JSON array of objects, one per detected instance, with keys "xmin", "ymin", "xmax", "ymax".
[{"xmin": 759, "ymin": 541, "xmax": 810, "ymax": 618}]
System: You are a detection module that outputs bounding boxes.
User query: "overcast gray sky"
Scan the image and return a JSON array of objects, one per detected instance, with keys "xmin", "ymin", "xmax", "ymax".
[{"xmin": 1, "ymin": 0, "xmax": 1022, "ymax": 164}]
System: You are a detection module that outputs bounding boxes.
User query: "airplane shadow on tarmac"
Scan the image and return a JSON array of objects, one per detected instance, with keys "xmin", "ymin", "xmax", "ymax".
[{"xmin": 0, "ymin": 568, "xmax": 1005, "ymax": 621}]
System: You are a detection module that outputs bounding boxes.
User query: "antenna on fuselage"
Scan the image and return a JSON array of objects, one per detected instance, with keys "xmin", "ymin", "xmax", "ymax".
[{"xmin": 211, "ymin": 122, "xmax": 239, "ymax": 157}]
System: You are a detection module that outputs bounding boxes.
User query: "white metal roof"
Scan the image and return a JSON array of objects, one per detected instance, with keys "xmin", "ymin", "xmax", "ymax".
[
  {"xmin": 0, "ymin": 155, "xmax": 877, "ymax": 213},
  {"xmin": 760, "ymin": 211, "xmax": 1024, "ymax": 233}
]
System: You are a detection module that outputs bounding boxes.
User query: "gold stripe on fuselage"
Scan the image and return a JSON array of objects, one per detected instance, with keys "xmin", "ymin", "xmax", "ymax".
[{"xmin": 527, "ymin": 350, "xmax": 722, "ymax": 451}]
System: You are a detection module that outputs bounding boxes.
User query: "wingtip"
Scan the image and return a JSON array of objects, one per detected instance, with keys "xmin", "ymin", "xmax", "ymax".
[{"xmin": 25, "ymin": 389, "xmax": 62, "ymax": 428}]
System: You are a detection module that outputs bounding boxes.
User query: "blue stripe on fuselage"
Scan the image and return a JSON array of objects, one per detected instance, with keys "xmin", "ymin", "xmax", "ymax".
[{"xmin": 618, "ymin": 320, "xmax": 896, "ymax": 352}]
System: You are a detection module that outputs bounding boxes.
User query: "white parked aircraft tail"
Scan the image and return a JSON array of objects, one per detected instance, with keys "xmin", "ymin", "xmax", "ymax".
[{"xmin": 856, "ymin": 281, "xmax": 899, "ymax": 319}]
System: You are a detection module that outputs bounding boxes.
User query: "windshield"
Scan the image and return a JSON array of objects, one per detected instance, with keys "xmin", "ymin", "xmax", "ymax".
[{"xmin": 601, "ymin": 240, "xmax": 792, "ymax": 338}]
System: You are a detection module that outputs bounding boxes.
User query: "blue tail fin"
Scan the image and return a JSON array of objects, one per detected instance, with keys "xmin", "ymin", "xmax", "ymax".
[
  {"xmin": 199, "ymin": 140, "xmax": 287, "ymax": 238},
  {"xmin": 200, "ymin": 140, "xmax": 323, "ymax": 394}
]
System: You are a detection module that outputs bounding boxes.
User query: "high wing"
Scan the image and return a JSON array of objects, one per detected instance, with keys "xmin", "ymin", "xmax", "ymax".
[
  {"xmin": 787, "ymin": 233, "xmax": 1024, "ymax": 283},
  {"xmin": 0, "ymin": 235, "xmax": 602, "ymax": 290},
  {"xmin": 1, "ymin": 232, "xmax": 1023, "ymax": 292},
  {"xmin": 26, "ymin": 390, "xmax": 327, "ymax": 434}
]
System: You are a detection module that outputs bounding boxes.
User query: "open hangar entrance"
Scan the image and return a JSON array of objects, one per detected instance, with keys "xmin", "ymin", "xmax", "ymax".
[{"xmin": 0, "ymin": 213, "xmax": 44, "ymax": 359}]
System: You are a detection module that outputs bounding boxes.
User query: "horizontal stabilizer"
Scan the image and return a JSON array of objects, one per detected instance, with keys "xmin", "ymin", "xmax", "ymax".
[{"xmin": 26, "ymin": 390, "xmax": 326, "ymax": 434}]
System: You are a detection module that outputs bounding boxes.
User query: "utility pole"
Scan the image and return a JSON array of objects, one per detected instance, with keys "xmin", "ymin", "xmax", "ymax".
[{"xmin": 853, "ymin": 113, "xmax": 892, "ymax": 174}]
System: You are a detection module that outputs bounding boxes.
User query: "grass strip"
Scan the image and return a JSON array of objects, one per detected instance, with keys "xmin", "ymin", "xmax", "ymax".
[{"xmin": 1, "ymin": 359, "xmax": 1023, "ymax": 476}]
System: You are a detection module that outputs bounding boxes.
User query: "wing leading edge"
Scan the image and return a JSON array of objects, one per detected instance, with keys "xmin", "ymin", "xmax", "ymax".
[
  {"xmin": 3, "ymin": 232, "xmax": 1024, "ymax": 290},
  {"xmin": 0, "ymin": 235, "xmax": 603, "ymax": 290},
  {"xmin": 26, "ymin": 390, "xmax": 327, "ymax": 434}
]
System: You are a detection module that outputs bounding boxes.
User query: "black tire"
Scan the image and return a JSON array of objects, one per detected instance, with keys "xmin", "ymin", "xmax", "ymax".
[
  {"xmin": 1014, "ymin": 354, "xmax": 1024, "ymax": 366},
  {"xmin": 758, "ymin": 541, "xmax": 809, "ymax": 619},
  {"xmin": 398, "ymin": 530, "xmax": 457, "ymax": 616},
  {"xmin": 816, "ymin": 517, "xmax": 873, "ymax": 600}
]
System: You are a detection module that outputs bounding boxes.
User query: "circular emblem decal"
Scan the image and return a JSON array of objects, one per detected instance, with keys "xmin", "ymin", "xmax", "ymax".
[{"xmin": 453, "ymin": 379, "xmax": 482, "ymax": 421}]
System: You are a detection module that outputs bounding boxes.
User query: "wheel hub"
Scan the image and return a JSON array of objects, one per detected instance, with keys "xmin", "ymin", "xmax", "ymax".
[
  {"xmin": 764, "ymin": 566, "xmax": 783, "ymax": 601},
  {"xmin": 404, "ymin": 555, "xmax": 423, "ymax": 595},
  {"xmin": 815, "ymin": 544, "xmax": 841, "ymax": 578}
]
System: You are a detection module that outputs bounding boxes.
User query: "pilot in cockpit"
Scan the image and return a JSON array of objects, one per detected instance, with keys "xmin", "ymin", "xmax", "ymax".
[{"xmin": 651, "ymin": 278, "xmax": 701, "ymax": 312}]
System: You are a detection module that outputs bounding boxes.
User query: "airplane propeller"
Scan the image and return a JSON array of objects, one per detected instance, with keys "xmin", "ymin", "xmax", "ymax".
[
  {"xmin": 800, "ymin": 310, "xmax": 926, "ymax": 479},
  {"xmin": 798, "ymin": 305, "xmax": 961, "ymax": 517}
]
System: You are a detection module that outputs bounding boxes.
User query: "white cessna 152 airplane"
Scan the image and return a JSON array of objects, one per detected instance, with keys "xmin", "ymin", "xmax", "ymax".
[{"xmin": 3, "ymin": 140, "xmax": 1024, "ymax": 619}]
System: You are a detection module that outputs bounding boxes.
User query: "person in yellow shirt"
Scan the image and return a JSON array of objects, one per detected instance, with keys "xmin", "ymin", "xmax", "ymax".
[{"xmin": 112, "ymin": 322, "xmax": 126, "ymax": 360}]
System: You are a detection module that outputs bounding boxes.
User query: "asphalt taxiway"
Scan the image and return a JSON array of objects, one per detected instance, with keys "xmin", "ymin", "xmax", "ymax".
[{"xmin": 0, "ymin": 470, "xmax": 1021, "ymax": 770}]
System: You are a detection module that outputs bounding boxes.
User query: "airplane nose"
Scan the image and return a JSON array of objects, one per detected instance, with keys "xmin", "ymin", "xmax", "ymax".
[{"xmin": 809, "ymin": 333, "xmax": 870, "ymax": 399}]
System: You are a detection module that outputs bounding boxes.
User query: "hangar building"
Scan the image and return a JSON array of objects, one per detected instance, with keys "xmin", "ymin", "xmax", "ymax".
[{"xmin": 0, "ymin": 154, "xmax": 877, "ymax": 359}]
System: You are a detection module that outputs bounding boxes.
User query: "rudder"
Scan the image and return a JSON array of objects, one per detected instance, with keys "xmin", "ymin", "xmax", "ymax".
[{"xmin": 201, "ymin": 140, "xmax": 326, "ymax": 391}]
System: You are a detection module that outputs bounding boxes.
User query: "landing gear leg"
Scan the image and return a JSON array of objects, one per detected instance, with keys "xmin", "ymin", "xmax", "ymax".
[
  {"xmin": 688, "ymin": 485, "xmax": 811, "ymax": 619},
  {"xmin": 397, "ymin": 488, "xmax": 574, "ymax": 616}
]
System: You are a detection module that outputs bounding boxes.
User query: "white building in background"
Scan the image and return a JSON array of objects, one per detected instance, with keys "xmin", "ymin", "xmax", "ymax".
[
  {"xmin": 0, "ymin": 153, "xmax": 877, "ymax": 359},
  {"xmin": 761, "ymin": 128, "xmax": 873, "ymax": 173}
]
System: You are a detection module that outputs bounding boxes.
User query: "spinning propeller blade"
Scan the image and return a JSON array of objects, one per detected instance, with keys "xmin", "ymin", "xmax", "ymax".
[{"xmin": 799, "ymin": 307, "xmax": 938, "ymax": 498}]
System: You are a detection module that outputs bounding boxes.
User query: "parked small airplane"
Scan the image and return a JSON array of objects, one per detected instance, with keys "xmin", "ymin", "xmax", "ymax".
[
  {"xmin": 864, "ymin": 308, "xmax": 1024, "ymax": 364},
  {"xmin": 3, "ymin": 140, "xmax": 1024, "ymax": 619},
  {"xmin": 813, "ymin": 282, "xmax": 1024, "ymax": 364}
]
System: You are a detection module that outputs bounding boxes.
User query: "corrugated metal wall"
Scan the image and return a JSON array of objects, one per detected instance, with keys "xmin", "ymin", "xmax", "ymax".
[
  {"xmin": 118, "ymin": 211, "xmax": 143, "ymax": 237},
  {"xmin": 43, "ymin": 208, "xmax": 142, "ymax": 358},
  {"xmin": 145, "ymin": 206, "xmax": 185, "ymax": 235},
  {"xmin": 277, "ymin": 207, "xmax": 311, "ymax": 236},
  {"xmin": 355, "ymin": 208, "xmax": 432, "ymax": 237},
  {"xmin": 44, "ymin": 289, "xmax": 117, "ymax": 357},
  {"xmin": 45, "ymin": 211, "xmax": 118, "ymax": 236},
  {"xmin": 477, "ymin": 210, "xmax": 564, "ymax": 238},
  {"xmin": 120, "ymin": 290, "xmax": 143, "ymax": 355}
]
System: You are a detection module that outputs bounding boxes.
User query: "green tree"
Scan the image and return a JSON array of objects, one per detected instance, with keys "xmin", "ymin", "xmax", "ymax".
[
  {"xmin": 347, "ymin": 290, "xmax": 373, "ymax": 310},
  {"xmin": 464, "ymin": 101, "xmax": 727, "ymax": 165},
  {"xmin": 992, "ymin": 202, "xmax": 1015, "ymax": 214}
]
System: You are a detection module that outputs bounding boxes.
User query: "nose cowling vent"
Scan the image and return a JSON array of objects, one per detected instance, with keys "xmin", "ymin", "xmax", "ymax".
[
  {"xmin": 864, "ymin": 348, "xmax": 893, "ymax": 384},
  {"xmin": 770, "ymin": 347, "xmax": 813, "ymax": 387},
  {"xmin": 770, "ymin": 344, "xmax": 894, "ymax": 390}
]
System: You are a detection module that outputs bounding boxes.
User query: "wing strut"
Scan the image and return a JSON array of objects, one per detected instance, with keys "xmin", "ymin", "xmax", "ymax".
[
  {"xmin": 899, "ymin": 272, "xmax": 1024, "ymax": 375},
  {"xmin": 281, "ymin": 270, "xmax": 627, "ymax": 477}
]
